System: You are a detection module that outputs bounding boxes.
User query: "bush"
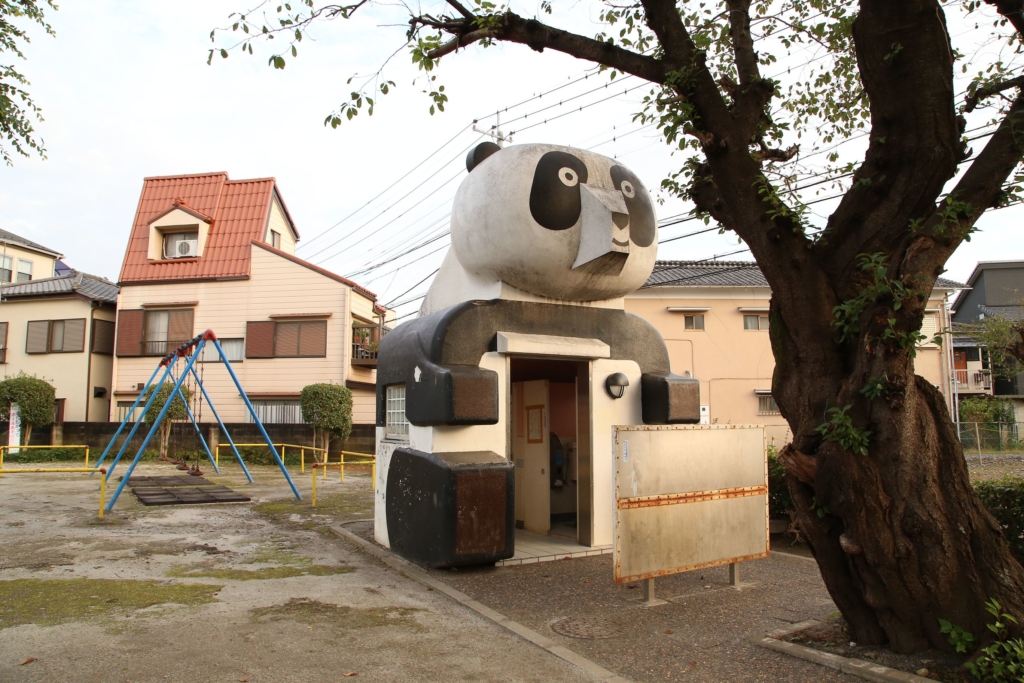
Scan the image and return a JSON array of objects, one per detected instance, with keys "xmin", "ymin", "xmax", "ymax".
[
  {"xmin": 961, "ymin": 397, "xmax": 1016, "ymax": 424},
  {"xmin": 2, "ymin": 448, "xmax": 85, "ymax": 463},
  {"xmin": 0, "ymin": 373, "xmax": 56, "ymax": 443},
  {"xmin": 976, "ymin": 477, "xmax": 1024, "ymax": 562},
  {"xmin": 300, "ymin": 383, "xmax": 353, "ymax": 452},
  {"xmin": 767, "ymin": 444, "xmax": 794, "ymax": 520}
]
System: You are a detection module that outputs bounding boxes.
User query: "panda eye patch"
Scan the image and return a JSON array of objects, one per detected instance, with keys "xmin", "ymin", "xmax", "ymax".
[
  {"xmin": 530, "ymin": 151, "xmax": 589, "ymax": 231},
  {"xmin": 620, "ymin": 180, "xmax": 635, "ymax": 198},
  {"xmin": 559, "ymin": 168, "xmax": 579, "ymax": 187}
]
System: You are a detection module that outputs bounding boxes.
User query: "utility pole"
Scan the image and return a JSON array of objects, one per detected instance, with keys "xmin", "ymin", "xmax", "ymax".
[{"xmin": 473, "ymin": 112, "xmax": 509, "ymax": 147}]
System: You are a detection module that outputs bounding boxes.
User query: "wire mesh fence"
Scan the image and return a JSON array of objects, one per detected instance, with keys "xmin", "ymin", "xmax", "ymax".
[{"xmin": 957, "ymin": 422, "xmax": 1024, "ymax": 454}]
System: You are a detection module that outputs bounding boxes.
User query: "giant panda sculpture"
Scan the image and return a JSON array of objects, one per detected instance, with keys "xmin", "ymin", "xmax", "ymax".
[{"xmin": 374, "ymin": 142, "xmax": 699, "ymax": 568}]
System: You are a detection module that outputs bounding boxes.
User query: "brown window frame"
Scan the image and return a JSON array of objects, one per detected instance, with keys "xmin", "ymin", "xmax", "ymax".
[
  {"xmin": 91, "ymin": 319, "xmax": 115, "ymax": 355},
  {"xmin": 273, "ymin": 320, "xmax": 327, "ymax": 358},
  {"xmin": 25, "ymin": 318, "xmax": 87, "ymax": 354},
  {"xmin": 141, "ymin": 308, "xmax": 193, "ymax": 356},
  {"xmin": 0, "ymin": 321, "xmax": 7, "ymax": 363}
]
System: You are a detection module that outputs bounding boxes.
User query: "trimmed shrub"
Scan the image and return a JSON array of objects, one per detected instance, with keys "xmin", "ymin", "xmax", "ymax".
[
  {"xmin": 300, "ymin": 383, "xmax": 353, "ymax": 453},
  {"xmin": 975, "ymin": 477, "xmax": 1024, "ymax": 561},
  {"xmin": 767, "ymin": 444, "xmax": 794, "ymax": 520}
]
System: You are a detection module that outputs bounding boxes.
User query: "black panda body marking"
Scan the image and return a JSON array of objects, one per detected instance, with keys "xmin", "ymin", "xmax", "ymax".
[
  {"xmin": 529, "ymin": 151, "xmax": 589, "ymax": 231},
  {"xmin": 610, "ymin": 165, "xmax": 656, "ymax": 247}
]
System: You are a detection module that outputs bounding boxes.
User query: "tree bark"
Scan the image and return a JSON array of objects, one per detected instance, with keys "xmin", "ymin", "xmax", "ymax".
[{"xmin": 159, "ymin": 422, "xmax": 170, "ymax": 460}]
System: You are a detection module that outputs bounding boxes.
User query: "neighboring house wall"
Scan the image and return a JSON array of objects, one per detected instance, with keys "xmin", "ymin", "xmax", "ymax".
[
  {"xmin": 0, "ymin": 243, "xmax": 57, "ymax": 283},
  {"xmin": 264, "ymin": 196, "xmax": 297, "ymax": 253},
  {"xmin": 112, "ymin": 246, "xmax": 376, "ymax": 423},
  {"xmin": 626, "ymin": 281, "xmax": 956, "ymax": 444},
  {"xmin": 0, "ymin": 297, "xmax": 116, "ymax": 422}
]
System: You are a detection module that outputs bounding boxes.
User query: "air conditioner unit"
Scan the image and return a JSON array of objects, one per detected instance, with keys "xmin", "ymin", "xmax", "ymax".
[{"xmin": 176, "ymin": 240, "xmax": 198, "ymax": 257}]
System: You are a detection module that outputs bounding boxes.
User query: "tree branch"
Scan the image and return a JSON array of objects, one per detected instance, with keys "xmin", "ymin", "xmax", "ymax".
[
  {"xmin": 637, "ymin": 0, "xmax": 692, "ymax": 63},
  {"xmin": 727, "ymin": 0, "xmax": 760, "ymax": 86},
  {"xmin": 965, "ymin": 74, "xmax": 1024, "ymax": 112},
  {"xmin": 983, "ymin": 0, "xmax": 1024, "ymax": 39}
]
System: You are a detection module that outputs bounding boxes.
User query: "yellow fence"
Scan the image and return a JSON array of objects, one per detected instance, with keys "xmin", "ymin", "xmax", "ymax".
[
  {"xmin": 310, "ymin": 451, "xmax": 376, "ymax": 508},
  {"xmin": 0, "ymin": 465, "xmax": 108, "ymax": 517},
  {"xmin": 213, "ymin": 443, "xmax": 326, "ymax": 472},
  {"xmin": 0, "ymin": 445, "xmax": 91, "ymax": 477}
]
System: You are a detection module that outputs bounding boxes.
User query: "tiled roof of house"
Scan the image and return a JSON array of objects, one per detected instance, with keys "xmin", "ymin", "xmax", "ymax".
[
  {"xmin": 0, "ymin": 227, "xmax": 62, "ymax": 257},
  {"xmin": 643, "ymin": 260, "xmax": 965, "ymax": 290},
  {"xmin": 980, "ymin": 304, "xmax": 1024, "ymax": 321},
  {"xmin": 1, "ymin": 271, "xmax": 118, "ymax": 303},
  {"xmin": 118, "ymin": 172, "xmax": 290, "ymax": 284}
]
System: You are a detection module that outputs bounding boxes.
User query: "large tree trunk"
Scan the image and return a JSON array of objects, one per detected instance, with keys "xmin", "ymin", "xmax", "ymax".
[{"xmin": 771, "ymin": 290, "xmax": 1024, "ymax": 652}]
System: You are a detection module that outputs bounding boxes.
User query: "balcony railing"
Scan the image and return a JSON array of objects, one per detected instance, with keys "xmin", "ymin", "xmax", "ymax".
[
  {"xmin": 955, "ymin": 368, "xmax": 992, "ymax": 392},
  {"xmin": 142, "ymin": 339, "xmax": 190, "ymax": 356},
  {"xmin": 351, "ymin": 324, "xmax": 389, "ymax": 367}
]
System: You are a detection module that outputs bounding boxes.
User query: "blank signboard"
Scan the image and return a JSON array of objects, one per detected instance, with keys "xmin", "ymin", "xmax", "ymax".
[{"xmin": 613, "ymin": 424, "xmax": 768, "ymax": 583}]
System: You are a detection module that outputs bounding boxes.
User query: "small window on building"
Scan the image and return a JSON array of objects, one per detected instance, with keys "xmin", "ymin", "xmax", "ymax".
[
  {"xmin": 386, "ymin": 385, "xmax": 409, "ymax": 441},
  {"xmin": 245, "ymin": 399, "xmax": 305, "ymax": 424},
  {"xmin": 17, "ymin": 259, "xmax": 32, "ymax": 282},
  {"xmin": 25, "ymin": 319, "xmax": 86, "ymax": 354},
  {"xmin": 684, "ymin": 314, "xmax": 705, "ymax": 330},
  {"xmin": 116, "ymin": 400, "xmax": 143, "ymax": 423},
  {"xmin": 270, "ymin": 230, "xmax": 281, "ymax": 249},
  {"xmin": 142, "ymin": 309, "xmax": 194, "ymax": 355},
  {"xmin": 744, "ymin": 314, "xmax": 769, "ymax": 330},
  {"xmin": 198, "ymin": 338, "xmax": 245, "ymax": 363},
  {"xmin": 755, "ymin": 391, "xmax": 780, "ymax": 415},
  {"xmin": 0, "ymin": 321, "xmax": 8, "ymax": 363},
  {"xmin": 0, "ymin": 256, "xmax": 12, "ymax": 283},
  {"xmin": 163, "ymin": 231, "xmax": 199, "ymax": 259},
  {"xmin": 274, "ymin": 321, "xmax": 327, "ymax": 358}
]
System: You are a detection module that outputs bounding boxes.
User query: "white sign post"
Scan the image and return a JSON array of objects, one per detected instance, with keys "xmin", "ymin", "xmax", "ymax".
[
  {"xmin": 8, "ymin": 403, "xmax": 21, "ymax": 455},
  {"xmin": 613, "ymin": 424, "xmax": 768, "ymax": 592}
]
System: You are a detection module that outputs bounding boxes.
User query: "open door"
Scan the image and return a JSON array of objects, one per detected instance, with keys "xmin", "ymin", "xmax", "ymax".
[{"xmin": 521, "ymin": 379, "xmax": 551, "ymax": 533}]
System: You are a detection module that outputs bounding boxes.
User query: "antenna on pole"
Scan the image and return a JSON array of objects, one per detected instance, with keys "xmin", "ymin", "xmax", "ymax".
[{"xmin": 473, "ymin": 111, "xmax": 509, "ymax": 147}]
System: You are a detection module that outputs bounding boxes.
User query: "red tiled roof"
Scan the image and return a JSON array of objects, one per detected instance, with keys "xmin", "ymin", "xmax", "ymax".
[
  {"xmin": 251, "ymin": 241, "xmax": 378, "ymax": 301},
  {"xmin": 119, "ymin": 172, "xmax": 282, "ymax": 283}
]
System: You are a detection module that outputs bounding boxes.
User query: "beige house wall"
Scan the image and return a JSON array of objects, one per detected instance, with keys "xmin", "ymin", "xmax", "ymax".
[
  {"xmin": 0, "ymin": 297, "xmax": 115, "ymax": 422},
  {"xmin": 265, "ymin": 198, "xmax": 297, "ymax": 254},
  {"xmin": 111, "ymin": 246, "xmax": 378, "ymax": 424},
  {"xmin": 0, "ymin": 243, "xmax": 57, "ymax": 282},
  {"xmin": 625, "ymin": 286, "xmax": 956, "ymax": 447}
]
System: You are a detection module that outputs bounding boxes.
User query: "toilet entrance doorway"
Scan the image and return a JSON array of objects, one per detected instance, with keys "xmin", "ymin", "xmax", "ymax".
[{"xmin": 510, "ymin": 357, "xmax": 594, "ymax": 547}]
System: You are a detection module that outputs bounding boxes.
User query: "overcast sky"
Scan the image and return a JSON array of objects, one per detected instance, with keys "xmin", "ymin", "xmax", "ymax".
[{"xmin": 0, "ymin": 1, "xmax": 1020, "ymax": 317}]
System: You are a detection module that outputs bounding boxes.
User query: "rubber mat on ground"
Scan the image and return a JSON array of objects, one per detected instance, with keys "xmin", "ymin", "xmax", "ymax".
[
  {"xmin": 131, "ymin": 485, "xmax": 251, "ymax": 506},
  {"xmin": 122, "ymin": 475, "xmax": 214, "ymax": 487}
]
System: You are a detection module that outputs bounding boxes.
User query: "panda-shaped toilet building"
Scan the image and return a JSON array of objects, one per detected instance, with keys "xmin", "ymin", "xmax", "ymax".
[{"xmin": 374, "ymin": 142, "xmax": 700, "ymax": 567}]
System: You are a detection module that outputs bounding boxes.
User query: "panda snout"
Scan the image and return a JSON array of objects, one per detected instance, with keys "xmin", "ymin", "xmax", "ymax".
[
  {"xmin": 572, "ymin": 185, "xmax": 632, "ymax": 275},
  {"xmin": 612, "ymin": 211, "xmax": 630, "ymax": 230}
]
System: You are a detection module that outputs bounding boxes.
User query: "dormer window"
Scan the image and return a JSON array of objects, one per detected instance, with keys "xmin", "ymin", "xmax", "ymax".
[{"xmin": 163, "ymin": 231, "xmax": 199, "ymax": 259}]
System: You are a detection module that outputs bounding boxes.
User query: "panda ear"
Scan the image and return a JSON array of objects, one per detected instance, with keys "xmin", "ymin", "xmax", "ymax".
[{"xmin": 466, "ymin": 142, "xmax": 502, "ymax": 173}]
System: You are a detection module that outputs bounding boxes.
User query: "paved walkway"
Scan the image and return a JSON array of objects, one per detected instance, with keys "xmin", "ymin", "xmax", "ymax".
[{"xmin": 498, "ymin": 529, "xmax": 612, "ymax": 566}]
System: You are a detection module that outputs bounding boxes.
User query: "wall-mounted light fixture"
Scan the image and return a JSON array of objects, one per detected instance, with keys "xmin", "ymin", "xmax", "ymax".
[{"xmin": 605, "ymin": 372, "xmax": 629, "ymax": 399}]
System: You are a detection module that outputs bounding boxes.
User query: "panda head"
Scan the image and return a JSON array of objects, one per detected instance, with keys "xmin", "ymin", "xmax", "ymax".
[{"xmin": 451, "ymin": 142, "xmax": 658, "ymax": 302}]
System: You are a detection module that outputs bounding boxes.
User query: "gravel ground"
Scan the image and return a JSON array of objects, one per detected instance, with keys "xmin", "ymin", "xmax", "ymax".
[
  {"xmin": 0, "ymin": 463, "xmax": 598, "ymax": 683},
  {"xmin": 346, "ymin": 519, "xmax": 851, "ymax": 682},
  {"xmin": 966, "ymin": 453, "xmax": 1024, "ymax": 481}
]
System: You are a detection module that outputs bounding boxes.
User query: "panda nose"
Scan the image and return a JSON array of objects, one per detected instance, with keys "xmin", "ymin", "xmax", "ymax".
[{"xmin": 573, "ymin": 185, "xmax": 630, "ymax": 275}]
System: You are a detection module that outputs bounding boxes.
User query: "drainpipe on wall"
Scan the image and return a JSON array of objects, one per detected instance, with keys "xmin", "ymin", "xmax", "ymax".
[{"xmin": 85, "ymin": 302, "xmax": 96, "ymax": 422}]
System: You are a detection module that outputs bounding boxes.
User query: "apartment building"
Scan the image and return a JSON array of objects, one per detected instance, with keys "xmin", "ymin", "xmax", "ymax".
[{"xmin": 625, "ymin": 260, "xmax": 963, "ymax": 443}]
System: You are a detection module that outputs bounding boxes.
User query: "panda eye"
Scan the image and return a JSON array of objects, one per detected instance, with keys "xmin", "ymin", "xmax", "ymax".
[
  {"xmin": 620, "ymin": 180, "xmax": 636, "ymax": 198},
  {"xmin": 558, "ymin": 167, "xmax": 579, "ymax": 187}
]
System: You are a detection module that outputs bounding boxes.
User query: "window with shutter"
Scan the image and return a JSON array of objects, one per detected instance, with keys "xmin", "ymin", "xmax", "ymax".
[
  {"xmin": 298, "ymin": 321, "xmax": 327, "ymax": 357},
  {"xmin": 116, "ymin": 309, "xmax": 145, "ymax": 357},
  {"xmin": 245, "ymin": 321, "xmax": 276, "ymax": 358},
  {"xmin": 61, "ymin": 319, "xmax": 86, "ymax": 352},
  {"xmin": 275, "ymin": 322, "xmax": 301, "ymax": 357},
  {"xmin": 25, "ymin": 320, "xmax": 49, "ymax": 354},
  {"xmin": 167, "ymin": 309, "xmax": 194, "ymax": 348},
  {"xmin": 92, "ymin": 319, "xmax": 115, "ymax": 354},
  {"xmin": 0, "ymin": 321, "xmax": 7, "ymax": 362},
  {"xmin": 918, "ymin": 314, "xmax": 938, "ymax": 347}
]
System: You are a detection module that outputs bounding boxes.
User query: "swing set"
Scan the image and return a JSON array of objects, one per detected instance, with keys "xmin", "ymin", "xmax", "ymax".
[{"xmin": 94, "ymin": 330, "xmax": 301, "ymax": 511}]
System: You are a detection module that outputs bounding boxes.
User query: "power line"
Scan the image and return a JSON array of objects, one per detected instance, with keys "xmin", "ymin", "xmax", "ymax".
[
  {"xmin": 299, "ymin": 124, "xmax": 472, "ymax": 250},
  {"xmin": 383, "ymin": 268, "xmax": 440, "ymax": 308}
]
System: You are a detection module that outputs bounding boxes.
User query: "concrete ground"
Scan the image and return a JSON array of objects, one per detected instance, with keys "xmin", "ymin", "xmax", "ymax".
[{"xmin": 0, "ymin": 463, "xmax": 597, "ymax": 683}]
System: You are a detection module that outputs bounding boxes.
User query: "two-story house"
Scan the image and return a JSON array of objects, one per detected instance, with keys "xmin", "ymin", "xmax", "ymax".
[
  {"xmin": 951, "ymin": 260, "xmax": 1024, "ymax": 419},
  {"xmin": 625, "ymin": 260, "xmax": 964, "ymax": 445},
  {"xmin": 0, "ymin": 228, "xmax": 64, "ymax": 284},
  {"xmin": 111, "ymin": 172, "xmax": 387, "ymax": 429},
  {"xmin": 0, "ymin": 267, "xmax": 118, "ymax": 422}
]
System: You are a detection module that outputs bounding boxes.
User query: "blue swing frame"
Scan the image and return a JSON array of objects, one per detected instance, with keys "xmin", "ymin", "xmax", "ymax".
[{"xmin": 97, "ymin": 330, "xmax": 301, "ymax": 510}]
